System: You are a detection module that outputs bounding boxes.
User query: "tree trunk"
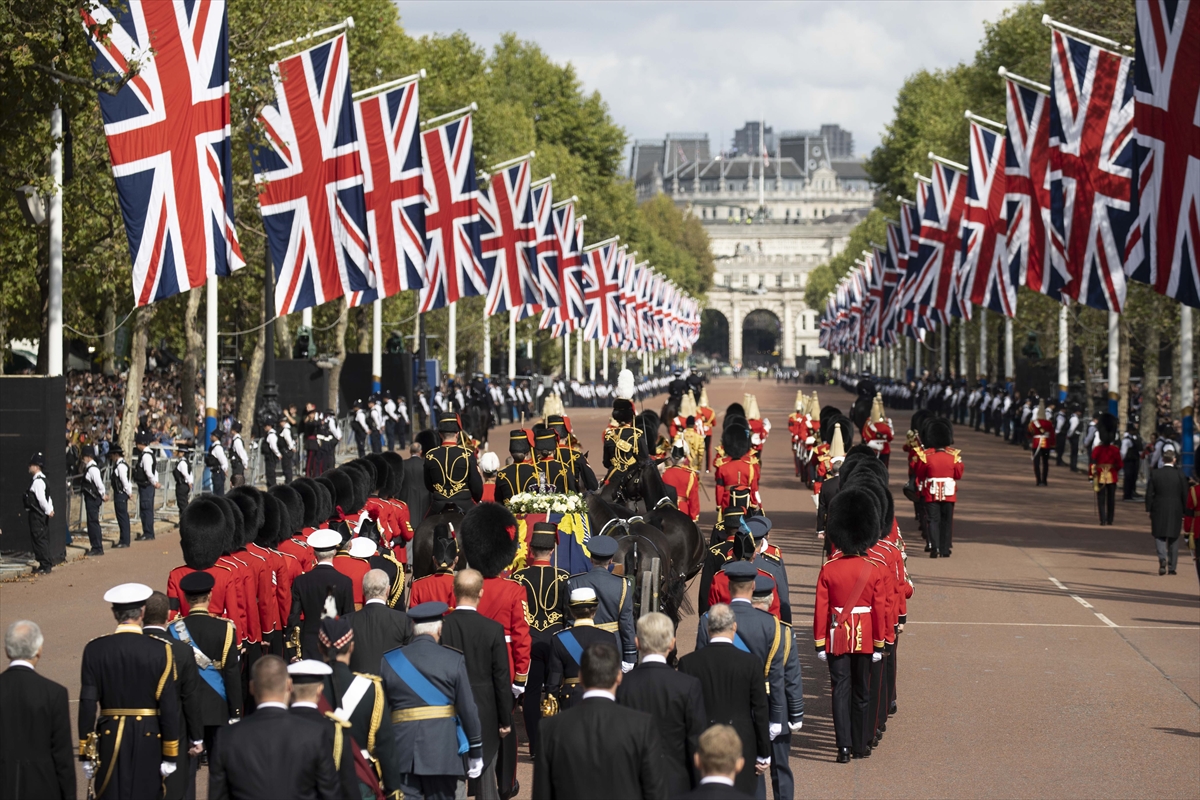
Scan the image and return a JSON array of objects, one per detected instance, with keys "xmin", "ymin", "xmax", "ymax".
[
  {"xmin": 0, "ymin": 302, "xmax": 8, "ymax": 376},
  {"xmin": 275, "ymin": 314, "xmax": 290, "ymax": 359},
  {"xmin": 1140, "ymin": 321, "xmax": 1159, "ymax": 443},
  {"xmin": 328, "ymin": 299, "xmax": 350, "ymax": 412},
  {"xmin": 118, "ymin": 305, "xmax": 153, "ymax": 455},
  {"xmin": 237, "ymin": 308, "xmax": 267, "ymax": 433},
  {"xmin": 355, "ymin": 305, "xmax": 370, "ymax": 354},
  {"xmin": 181, "ymin": 287, "xmax": 202, "ymax": 437},
  {"xmin": 1117, "ymin": 314, "xmax": 1131, "ymax": 426},
  {"xmin": 102, "ymin": 292, "xmax": 117, "ymax": 376}
]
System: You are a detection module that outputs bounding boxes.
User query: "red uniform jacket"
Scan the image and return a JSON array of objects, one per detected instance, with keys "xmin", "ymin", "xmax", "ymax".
[
  {"xmin": 865, "ymin": 540, "xmax": 906, "ymax": 644},
  {"xmin": 409, "ymin": 571, "xmax": 456, "ymax": 609},
  {"xmin": 915, "ymin": 448, "xmax": 963, "ymax": 503},
  {"xmin": 1028, "ymin": 419, "xmax": 1056, "ymax": 451},
  {"xmin": 245, "ymin": 543, "xmax": 281, "ymax": 635},
  {"xmin": 862, "ymin": 421, "xmax": 893, "ymax": 456},
  {"xmin": 476, "ymin": 576, "xmax": 532, "ymax": 685},
  {"xmin": 714, "ymin": 456, "xmax": 760, "ymax": 510},
  {"xmin": 332, "ymin": 553, "xmax": 371, "ymax": 606},
  {"xmin": 278, "ymin": 534, "xmax": 317, "ymax": 573},
  {"xmin": 696, "ymin": 407, "xmax": 716, "ymax": 437},
  {"xmin": 272, "ymin": 548, "xmax": 302, "ymax": 629},
  {"xmin": 1186, "ymin": 484, "xmax": 1200, "ymax": 535},
  {"xmin": 903, "ymin": 437, "xmax": 924, "ymax": 479},
  {"xmin": 166, "ymin": 564, "xmax": 241, "ymax": 641},
  {"xmin": 385, "ymin": 499, "xmax": 414, "ymax": 561},
  {"xmin": 662, "ymin": 465, "xmax": 700, "ymax": 520},
  {"xmin": 813, "ymin": 554, "xmax": 889, "ymax": 656},
  {"xmin": 882, "ymin": 522, "xmax": 913, "ymax": 623},
  {"xmin": 707, "ymin": 568, "xmax": 781, "ymax": 618},
  {"xmin": 217, "ymin": 553, "xmax": 261, "ymax": 644},
  {"xmin": 748, "ymin": 419, "xmax": 768, "ymax": 451},
  {"xmin": 787, "ymin": 412, "xmax": 808, "ymax": 442},
  {"xmin": 1090, "ymin": 444, "xmax": 1122, "ymax": 484}
]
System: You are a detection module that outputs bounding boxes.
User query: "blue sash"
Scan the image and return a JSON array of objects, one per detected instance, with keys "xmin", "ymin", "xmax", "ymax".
[
  {"xmin": 558, "ymin": 631, "xmax": 583, "ymax": 665},
  {"xmin": 732, "ymin": 633, "xmax": 751, "ymax": 653},
  {"xmin": 384, "ymin": 649, "xmax": 468, "ymax": 755},
  {"xmin": 168, "ymin": 625, "xmax": 226, "ymax": 700}
]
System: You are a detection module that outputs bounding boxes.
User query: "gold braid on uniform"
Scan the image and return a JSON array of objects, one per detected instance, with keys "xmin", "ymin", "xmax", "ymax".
[
  {"xmin": 324, "ymin": 712, "xmax": 350, "ymax": 767},
  {"xmin": 156, "ymin": 641, "xmax": 174, "ymax": 700}
]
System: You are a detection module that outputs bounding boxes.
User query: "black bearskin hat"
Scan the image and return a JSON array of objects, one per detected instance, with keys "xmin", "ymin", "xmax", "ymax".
[
  {"xmin": 342, "ymin": 463, "xmax": 371, "ymax": 512},
  {"xmin": 725, "ymin": 402, "xmax": 746, "ymax": 419},
  {"xmin": 459, "ymin": 502, "xmax": 519, "ymax": 579},
  {"xmin": 819, "ymin": 405, "xmax": 843, "ymax": 429},
  {"xmin": 415, "ymin": 428, "xmax": 441, "ymax": 455},
  {"xmin": 637, "ymin": 411, "xmax": 661, "ymax": 445},
  {"xmin": 909, "ymin": 409, "xmax": 931, "ymax": 438},
  {"xmin": 822, "ymin": 415, "xmax": 854, "ymax": 452},
  {"xmin": 722, "ymin": 422, "xmax": 752, "ymax": 460},
  {"xmin": 924, "ymin": 418, "xmax": 954, "ymax": 449},
  {"xmin": 350, "ymin": 457, "xmax": 378, "ymax": 494},
  {"xmin": 612, "ymin": 398, "xmax": 635, "ymax": 424},
  {"xmin": 268, "ymin": 484, "xmax": 305, "ymax": 537},
  {"xmin": 433, "ymin": 523, "xmax": 458, "ymax": 567},
  {"xmin": 227, "ymin": 487, "xmax": 265, "ymax": 545},
  {"xmin": 260, "ymin": 492, "xmax": 287, "ymax": 547},
  {"xmin": 827, "ymin": 484, "xmax": 881, "ymax": 555},
  {"xmin": 1098, "ymin": 412, "xmax": 1118, "ymax": 446},
  {"xmin": 723, "ymin": 413, "xmax": 748, "ymax": 431},
  {"xmin": 856, "ymin": 379, "xmax": 877, "ymax": 398},
  {"xmin": 209, "ymin": 494, "xmax": 243, "ymax": 553},
  {"xmin": 312, "ymin": 477, "xmax": 336, "ymax": 522},
  {"xmin": 840, "ymin": 449, "xmax": 888, "ymax": 486},
  {"xmin": 380, "ymin": 451, "xmax": 405, "ymax": 498},
  {"xmin": 179, "ymin": 495, "xmax": 227, "ymax": 570},
  {"xmin": 843, "ymin": 470, "xmax": 893, "ymax": 536},
  {"xmin": 290, "ymin": 478, "xmax": 320, "ymax": 528},
  {"xmin": 326, "ymin": 470, "xmax": 356, "ymax": 517}
]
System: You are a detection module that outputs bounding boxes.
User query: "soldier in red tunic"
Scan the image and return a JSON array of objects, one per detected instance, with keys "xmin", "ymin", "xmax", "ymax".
[
  {"xmin": 1090, "ymin": 413, "xmax": 1122, "ymax": 526},
  {"xmin": 861, "ymin": 394, "xmax": 894, "ymax": 469},
  {"xmin": 787, "ymin": 391, "xmax": 812, "ymax": 480},
  {"xmin": 408, "ymin": 525, "xmax": 458, "ymax": 608},
  {"xmin": 913, "ymin": 418, "xmax": 963, "ymax": 558},
  {"xmin": 166, "ymin": 496, "xmax": 243, "ymax": 632},
  {"xmin": 1028, "ymin": 399, "xmax": 1056, "ymax": 486},
  {"xmin": 715, "ymin": 421, "xmax": 760, "ymax": 511},
  {"xmin": 661, "ymin": 441, "xmax": 701, "ymax": 520},
  {"xmin": 695, "ymin": 387, "xmax": 717, "ymax": 472}
]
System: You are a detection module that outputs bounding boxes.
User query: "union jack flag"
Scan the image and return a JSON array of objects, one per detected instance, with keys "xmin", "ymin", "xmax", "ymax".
[
  {"xmin": 83, "ymin": 0, "xmax": 243, "ymax": 306},
  {"xmin": 581, "ymin": 241, "xmax": 620, "ymax": 343},
  {"xmin": 958, "ymin": 121, "xmax": 1017, "ymax": 317},
  {"xmin": 353, "ymin": 79, "xmax": 424, "ymax": 308},
  {"xmin": 1130, "ymin": 0, "xmax": 1200, "ymax": 308},
  {"xmin": 1003, "ymin": 77, "xmax": 1065, "ymax": 300},
  {"xmin": 552, "ymin": 200, "xmax": 586, "ymax": 325},
  {"xmin": 908, "ymin": 165, "xmax": 967, "ymax": 323},
  {"xmin": 419, "ymin": 115, "xmax": 483, "ymax": 312},
  {"xmin": 1049, "ymin": 29, "xmax": 1135, "ymax": 312},
  {"xmin": 253, "ymin": 33, "xmax": 373, "ymax": 316},
  {"xmin": 480, "ymin": 160, "xmax": 540, "ymax": 315},
  {"xmin": 528, "ymin": 182, "xmax": 558, "ymax": 325}
]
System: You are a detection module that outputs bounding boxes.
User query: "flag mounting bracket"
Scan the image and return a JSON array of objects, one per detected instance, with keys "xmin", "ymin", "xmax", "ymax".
[
  {"xmin": 421, "ymin": 103, "xmax": 477, "ymax": 129},
  {"xmin": 927, "ymin": 152, "xmax": 968, "ymax": 173},
  {"xmin": 269, "ymin": 17, "xmax": 354, "ymax": 52},
  {"xmin": 997, "ymin": 67, "xmax": 1050, "ymax": 95},
  {"xmin": 1041, "ymin": 14, "xmax": 1133, "ymax": 54},
  {"xmin": 964, "ymin": 110, "xmax": 1006, "ymax": 134},
  {"xmin": 353, "ymin": 70, "xmax": 425, "ymax": 101}
]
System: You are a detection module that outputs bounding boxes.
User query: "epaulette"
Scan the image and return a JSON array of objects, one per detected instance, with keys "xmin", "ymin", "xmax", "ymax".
[
  {"xmin": 762, "ymin": 545, "xmax": 782, "ymax": 562},
  {"xmin": 947, "ymin": 447, "xmax": 962, "ymax": 463},
  {"xmin": 411, "ymin": 574, "xmax": 436, "ymax": 584},
  {"xmin": 914, "ymin": 447, "xmax": 927, "ymax": 463}
]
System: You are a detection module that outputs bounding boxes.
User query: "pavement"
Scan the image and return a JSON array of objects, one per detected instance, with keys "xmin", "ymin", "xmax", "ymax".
[{"xmin": 2, "ymin": 376, "xmax": 1197, "ymax": 799}]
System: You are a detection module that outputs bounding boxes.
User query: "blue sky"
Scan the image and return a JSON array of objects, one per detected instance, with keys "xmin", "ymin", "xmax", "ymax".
[{"xmin": 396, "ymin": 0, "xmax": 1018, "ymax": 163}]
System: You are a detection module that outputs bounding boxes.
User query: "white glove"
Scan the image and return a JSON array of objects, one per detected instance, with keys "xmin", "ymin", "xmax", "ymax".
[
  {"xmin": 872, "ymin": 651, "xmax": 882, "ymax": 663},
  {"xmin": 82, "ymin": 762, "xmax": 96, "ymax": 780},
  {"xmin": 468, "ymin": 757, "xmax": 483, "ymax": 779},
  {"xmin": 227, "ymin": 717, "xmax": 240, "ymax": 725},
  {"xmin": 789, "ymin": 721, "xmax": 803, "ymax": 734},
  {"xmin": 511, "ymin": 683, "xmax": 526, "ymax": 698},
  {"xmin": 816, "ymin": 650, "xmax": 827, "ymax": 662},
  {"xmin": 769, "ymin": 722, "xmax": 782, "ymax": 740},
  {"xmin": 621, "ymin": 661, "xmax": 635, "ymax": 673},
  {"xmin": 160, "ymin": 762, "xmax": 177, "ymax": 777}
]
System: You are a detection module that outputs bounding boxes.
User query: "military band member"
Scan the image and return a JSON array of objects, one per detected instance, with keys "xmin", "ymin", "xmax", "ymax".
[
  {"xmin": 566, "ymin": 536, "xmax": 636, "ymax": 671},
  {"xmin": 81, "ymin": 446, "xmax": 107, "ymax": 557},
  {"xmin": 512, "ymin": 524, "xmax": 569, "ymax": 758},
  {"xmin": 424, "ymin": 412, "xmax": 483, "ymax": 514},
  {"xmin": 661, "ymin": 441, "xmax": 700, "ymax": 521},
  {"xmin": 382, "ymin": 602, "xmax": 485, "ymax": 800},
  {"xmin": 1090, "ymin": 413, "xmax": 1122, "ymax": 527},
  {"xmin": 544, "ymin": 588, "xmax": 619, "ymax": 711},
  {"xmin": 108, "ymin": 445, "xmax": 133, "ymax": 548},
  {"xmin": 172, "ymin": 445, "xmax": 192, "ymax": 514},
  {"xmin": 913, "ymin": 418, "xmax": 962, "ymax": 558},
  {"xmin": 861, "ymin": 394, "xmax": 894, "ymax": 469},
  {"xmin": 548, "ymin": 413, "xmax": 598, "ymax": 491},
  {"xmin": 714, "ymin": 421, "xmax": 760, "ymax": 513},
  {"xmin": 133, "ymin": 433, "xmax": 159, "ymax": 541},
  {"xmin": 286, "ymin": 660, "xmax": 359, "ymax": 800},
  {"xmin": 495, "ymin": 430, "xmax": 538, "ymax": 506},
  {"xmin": 142, "ymin": 592, "xmax": 204, "ymax": 800},
  {"xmin": 1028, "ymin": 400, "xmax": 1055, "ymax": 487},
  {"xmin": 534, "ymin": 428, "xmax": 576, "ymax": 493},
  {"xmin": 409, "ymin": 526, "xmax": 459, "ymax": 609},
  {"xmin": 171, "ymin": 571, "xmax": 241, "ymax": 754},
  {"xmin": 787, "ymin": 391, "xmax": 812, "ymax": 480},
  {"xmin": 603, "ymin": 371, "xmax": 648, "ymax": 484},
  {"xmin": 78, "ymin": 583, "xmax": 182, "ymax": 799}
]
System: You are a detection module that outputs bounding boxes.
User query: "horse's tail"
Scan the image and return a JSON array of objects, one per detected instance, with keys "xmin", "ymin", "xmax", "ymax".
[{"xmin": 661, "ymin": 574, "xmax": 690, "ymax": 625}]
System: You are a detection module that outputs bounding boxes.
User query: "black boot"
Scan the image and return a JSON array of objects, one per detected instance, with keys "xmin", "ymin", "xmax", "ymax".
[{"xmin": 836, "ymin": 747, "xmax": 851, "ymax": 764}]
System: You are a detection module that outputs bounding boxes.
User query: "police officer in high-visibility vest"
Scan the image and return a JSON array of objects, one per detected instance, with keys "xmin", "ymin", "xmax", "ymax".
[{"xmin": 81, "ymin": 445, "xmax": 107, "ymax": 557}]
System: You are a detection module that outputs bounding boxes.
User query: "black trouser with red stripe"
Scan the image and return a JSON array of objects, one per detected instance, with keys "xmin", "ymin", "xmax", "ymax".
[
  {"xmin": 1097, "ymin": 483, "xmax": 1116, "ymax": 524},
  {"xmin": 868, "ymin": 650, "xmax": 887, "ymax": 740},
  {"xmin": 828, "ymin": 653, "xmax": 871, "ymax": 754}
]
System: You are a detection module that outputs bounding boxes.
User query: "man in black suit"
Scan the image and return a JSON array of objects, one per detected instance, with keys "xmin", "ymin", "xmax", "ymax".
[
  {"xmin": 545, "ymin": 588, "xmax": 622, "ymax": 710},
  {"xmin": 208, "ymin": 655, "xmax": 339, "ymax": 800},
  {"xmin": 172, "ymin": 571, "xmax": 242, "ymax": 754},
  {"xmin": 1146, "ymin": 448, "xmax": 1189, "ymax": 575},
  {"xmin": 402, "ymin": 435, "xmax": 435, "ymax": 523},
  {"xmin": 678, "ymin": 604, "xmax": 770, "ymax": 797},
  {"xmin": 288, "ymin": 529, "xmax": 354, "ymax": 659},
  {"xmin": 287, "ymin": 660, "xmax": 360, "ymax": 800},
  {"xmin": 533, "ymin": 641, "xmax": 667, "ymax": 800},
  {"xmin": 0, "ymin": 620, "xmax": 74, "ymax": 800},
  {"xmin": 680, "ymin": 725, "xmax": 754, "ymax": 800},
  {"xmin": 143, "ymin": 592, "xmax": 204, "ymax": 800},
  {"xmin": 441, "ymin": 569, "xmax": 513, "ymax": 800},
  {"xmin": 617, "ymin": 612, "xmax": 706, "ymax": 796},
  {"xmin": 347, "ymin": 568, "xmax": 413, "ymax": 675}
]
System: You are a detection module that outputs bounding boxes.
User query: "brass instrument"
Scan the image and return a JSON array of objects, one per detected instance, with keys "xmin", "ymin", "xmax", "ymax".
[
  {"xmin": 540, "ymin": 692, "xmax": 559, "ymax": 717},
  {"xmin": 82, "ymin": 731, "xmax": 100, "ymax": 800},
  {"xmin": 287, "ymin": 626, "xmax": 302, "ymax": 661}
]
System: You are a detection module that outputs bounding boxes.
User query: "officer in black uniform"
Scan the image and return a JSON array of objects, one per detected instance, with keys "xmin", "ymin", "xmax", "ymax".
[
  {"xmin": 602, "ymin": 398, "xmax": 648, "ymax": 483},
  {"xmin": 547, "ymin": 414, "xmax": 598, "ymax": 491},
  {"xmin": 566, "ymin": 535, "xmax": 636, "ymax": 672},
  {"xmin": 24, "ymin": 452, "xmax": 55, "ymax": 573},
  {"xmin": 173, "ymin": 444, "xmax": 193, "ymax": 514},
  {"xmin": 533, "ymin": 427, "xmax": 576, "ymax": 493},
  {"xmin": 109, "ymin": 445, "xmax": 133, "ymax": 547},
  {"xmin": 81, "ymin": 445, "xmax": 108, "ymax": 557},
  {"xmin": 287, "ymin": 660, "xmax": 359, "ymax": 800},
  {"xmin": 133, "ymin": 433, "xmax": 159, "ymax": 541},
  {"xmin": 143, "ymin": 591, "xmax": 204, "ymax": 800},
  {"xmin": 171, "ymin": 571, "xmax": 242, "ymax": 754},
  {"xmin": 262, "ymin": 418, "xmax": 281, "ymax": 487},
  {"xmin": 512, "ymin": 524, "xmax": 569, "ymax": 758},
  {"xmin": 494, "ymin": 429, "xmax": 537, "ymax": 507},
  {"xmin": 423, "ymin": 412, "xmax": 483, "ymax": 514},
  {"xmin": 544, "ymin": 587, "xmax": 620, "ymax": 710},
  {"xmin": 78, "ymin": 583, "xmax": 181, "ymax": 800}
]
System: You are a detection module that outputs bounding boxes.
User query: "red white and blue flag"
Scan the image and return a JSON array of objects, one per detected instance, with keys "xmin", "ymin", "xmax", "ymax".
[
  {"xmin": 419, "ymin": 114, "xmax": 483, "ymax": 311},
  {"xmin": 958, "ymin": 121, "xmax": 1016, "ymax": 317},
  {"xmin": 353, "ymin": 79, "xmax": 425, "ymax": 308},
  {"xmin": 480, "ymin": 160, "xmax": 540, "ymax": 315},
  {"xmin": 527, "ymin": 182, "xmax": 557, "ymax": 323},
  {"xmin": 551, "ymin": 200, "xmax": 586, "ymax": 328},
  {"xmin": 907, "ymin": 165, "xmax": 966, "ymax": 323},
  {"xmin": 253, "ymin": 33, "xmax": 373, "ymax": 316},
  {"xmin": 83, "ymin": 0, "xmax": 243, "ymax": 306},
  {"xmin": 1130, "ymin": 0, "xmax": 1200, "ymax": 308},
  {"xmin": 1048, "ymin": 29, "xmax": 1135, "ymax": 313},
  {"xmin": 581, "ymin": 241, "xmax": 620, "ymax": 344}
]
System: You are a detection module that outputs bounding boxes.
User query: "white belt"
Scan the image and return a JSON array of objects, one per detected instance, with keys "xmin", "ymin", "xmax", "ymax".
[
  {"xmin": 832, "ymin": 606, "xmax": 871, "ymax": 614},
  {"xmin": 925, "ymin": 478, "xmax": 956, "ymax": 498},
  {"xmin": 504, "ymin": 635, "xmax": 512, "ymax": 642}
]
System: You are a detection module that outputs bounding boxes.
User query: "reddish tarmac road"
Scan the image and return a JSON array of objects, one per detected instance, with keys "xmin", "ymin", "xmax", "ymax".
[{"xmin": 3, "ymin": 377, "xmax": 1197, "ymax": 799}]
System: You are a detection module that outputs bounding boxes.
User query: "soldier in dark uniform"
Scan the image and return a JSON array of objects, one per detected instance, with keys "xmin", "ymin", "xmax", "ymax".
[
  {"xmin": 547, "ymin": 414, "xmax": 598, "ymax": 491},
  {"xmin": 78, "ymin": 583, "xmax": 181, "ymax": 800},
  {"xmin": 288, "ymin": 529, "xmax": 354, "ymax": 660},
  {"xmin": 512, "ymin": 524, "xmax": 569, "ymax": 759},
  {"xmin": 494, "ymin": 429, "xmax": 537, "ymax": 507},
  {"xmin": 544, "ymin": 588, "xmax": 620, "ymax": 710},
  {"xmin": 602, "ymin": 398, "xmax": 648, "ymax": 484},
  {"xmin": 108, "ymin": 445, "xmax": 133, "ymax": 548},
  {"xmin": 566, "ymin": 536, "xmax": 636, "ymax": 671},
  {"xmin": 533, "ymin": 428, "xmax": 576, "ymax": 493},
  {"xmin": 80, "ymin": 446, "xmax": 107, "ymax": 557},
  {"xmin": 424, "ymin": 412, "xmax": 483, "ymax": 514},
  {"xmin": 170, "ymin": 571, "xmax": 241, "ymax": 755},
  {"xmin": 287, "ymin": 660, "xmax": 359, "ymax": 800},
  {"xmin": 698, "ymin": 508, "xmax": 746, "ymax": 613},
  {"xmin": 749, "ymin": 516, "xmax": 791, "ymax": 624},
  {"xmin": 133, "ymin": 433, "xmax": 159, "ymax": 541},
  {"xmin": 142, "ymin": 592, "xmax": 204, "ymax": 800},
  {"xmin": 381, "ymin": 602, "xmax": 485, "ymax": 800},
  {"xmin": 172, "ymin": 444, "xmax": 193, "ymax": 515}
]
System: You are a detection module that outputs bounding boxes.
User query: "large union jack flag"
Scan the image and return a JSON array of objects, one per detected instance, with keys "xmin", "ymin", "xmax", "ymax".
[
  {"xmin": 419, "ymin": 115, "xmax": 483, "ymax": 311},
  {"xmin": 528, "ymin": 182, "xmax": 559, "ymax": 325},
  {"xmin": 958, "ymin": 121, "xmax": 1017, "ymax": 317},
  {"xmin": 83, "ymin": 0, "xmax": 243, "ymax": 306},
  {"xmin": 353, "ymin": 79, "xmax": 424, "ymax": 308},
  {"xmin": 551, "ymin": 200, "xmax": 586, "ymax": 327},
  {"xmin": 1049, "ymin": 29, "xmax": 1135, "ymax": 312},
  {"xmin": 1130, "ymin": 0, "xmax": 1200, "ymax": 308},
  {"xmin": 1003, "ymin": 77, "xmax": 1067, "ymax": 300},
  {"xmin": 481, "ymin": 160, "xmax": 540, "ymax": 315},
  {"xmin": 253, "ymin": 33, "xmax": 372, "ymax": 316},
  {"xmin": 908, "ymin": 165, "xmax": 967, "ymax": 322},
  {"xmin": 581, "ymin": 241, "xmax": 620, "ymax": 343}
]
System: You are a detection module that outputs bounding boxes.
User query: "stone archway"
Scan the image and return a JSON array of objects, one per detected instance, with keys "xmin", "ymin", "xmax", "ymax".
[
  {"xmin": 696, "ymin": 309, "xmax": 729, "ymax": 361},
  {"xmin": 741, "ymin": 309, "xmax": 781, "ymax": 368}
]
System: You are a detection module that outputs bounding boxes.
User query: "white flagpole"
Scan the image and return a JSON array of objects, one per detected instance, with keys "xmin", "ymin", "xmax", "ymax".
[
  {"xmin": 1107, "ymin": 311, "xmax": 1119, "ymax": 415},
  {"xmin": 448, "ymin": 302, "xmax": 457, "ymax": 379},
  {"xmin": 1004, "ymin": 317, "xmax": 1015, "ymax": 385},
  {"xmin": 563, "ymin": 329, "xmax": 570, "ymax": 381},
  {"xmin": 508, "ymin": 309, "xmax": 517, "ymax": 378},
  {"xmin": 205, "ymin": 275, "xmax": 218, "ymax": 441},
  {"xmin": 48, "ymin": 102, "xmax": 63, "ymax": 377},
  {"xmin": 1057, "ymin": 303, "xmax": 1069, "ymax": 401},
  {"xmin": 575, "ymin": 329, "xmax": 583, "ymax": 380},
  {"xmin": 958, "ymin": 318, "xmax": 966, "ymax": 378},
  {"xmin": 603, "ymin": 346, "xmax": 609, "ymax": 381},
  {"xmin": 1181, "ymin": 306, "xmax": 1194, "ymax": 476},
  {"xmin": 372, "ymin": 298, "xmax": 382, "ymax": 393},
  {"xmin": 589, "ymin": 339, "xmax": 596, "ymax": 382},
  {"xmin": 979, "ymin": 308, "xmax": 988, "ymax": 380},
  {"xmin": 483, "ymin": 310, "xmax": 491, "ymax": 378}
]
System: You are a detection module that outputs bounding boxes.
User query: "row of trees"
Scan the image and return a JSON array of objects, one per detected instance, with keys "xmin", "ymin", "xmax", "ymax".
[
  {"xmin": 803, "ymin": 0, "xmax": 1194, "ymax": 440},
  {"xmin": 1, "ymin": 0, "xmax": 712, "ymax": 446}
]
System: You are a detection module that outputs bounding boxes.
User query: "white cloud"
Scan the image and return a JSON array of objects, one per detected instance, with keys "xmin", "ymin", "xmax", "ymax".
[{"xmin": 395, "ymin": 0, "xmax": 1017, "ymax": 160}]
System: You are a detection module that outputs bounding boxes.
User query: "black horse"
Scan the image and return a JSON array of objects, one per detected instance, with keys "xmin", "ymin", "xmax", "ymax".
[
  {"xmin": 595, "ymin": 463, "xmax": 705, "ymax": 583},
  {"xmin": 410, "ymin": 508, "xmax": 464, "ymax": 579},
  {"xmin": 462, "ymin": 382, "xmax": 493, "ymax": 447},
  {"xmin": 850, "ymin": 379, "xmax": 876, "ymax": 436}
]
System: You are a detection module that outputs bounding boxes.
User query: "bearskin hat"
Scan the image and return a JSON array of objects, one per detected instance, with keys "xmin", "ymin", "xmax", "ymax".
[
  {"xmin": 209, "ymin": 494, "xmax": 243, "ymax": 552},
  {"xmin": 342, "ymin": 463, "xmax": 372, "ymax": 512},
  {"xmin": 827, "ymin": 483, "xmax": 881, "ymax": 555},
  {"xmin": 459, "ymin": 502, "xmax": 519, "ymax": 578},
  {"xmin": 822, "ymin": 415, "xmax": 854, "ymax": 452},
  {"xmin": 725, "ymin": 402, "xmax": 746, "ymax": 420},
  {"xmin": 909, "ymin": 409, "xmax": 931, "ymax": 438},
  {"xmin": 843, "ymin": 470, "xmax": 893, "ymax": 535},
  {"xmin": 722, "ymin": 422, "xmax": 752, "ymax": 460},
  {"xmin": 259, "ymin": 492, "xmax": 287, "ymax": 547},
  {"xmin": 380, "ymin": 451, "xmax": 405, "ymax": 498},
  {"xmin": 178, "ymin": 495, "xmax": 227, "ymax": 570},
  {"xmin": 924, "ymin": 417, "xmax": 954, "ymax": 449},
  {"xmin": 326, "ymin": 470, "xmax": 356, "ymax": 518},
  {"xmin": 637, "ymin": 411, "xmax": 661, "ymax": 445},
  {"xmin": 313, "ymin": 477, "xmax": 336, "ymax": 522},
  {"xmin": 415, "ymin": 428, "xmax": 441, "ymax": 455},
  {"xmin": 819, "ymin": 405, "xmax": 843, "ymax": 429},
  {"xmin": 840, "ymin": 449, "xmax": 888, "ymax": 486},
  {"xmin": 227, "ymin": 487, "xmax": 265, "ymax": 545},
  {"xmin": 723, "ymin": 413, "xmax": 748, "ymax": 431},
  {"xmin": 268, "ymin": 484, "xmax": 305, "ymax": 537},
  {"xmin": 1098, "ymin": 412, "xmax": 1118, "ymax": 446},
  {"xmin": 432, "ymin": 523, "xmax": 458, "ymax": 567},
  {"xmin": 353, "ymin": 457, "xmax": 379, "ymax": 491},
  {"xmin": 290, "ymin": 478, "xmax": 320, "ymax": 528}
]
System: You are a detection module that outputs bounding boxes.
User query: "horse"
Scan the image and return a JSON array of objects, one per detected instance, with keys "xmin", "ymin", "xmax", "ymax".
[
  {"xmin": 410, "ymin": 507, "xmax": 465, "ymax": 580},
  {"xmin": 850, "ymin": 379, "xmax": 877, "ymax": 435},
  {"xmin": 462, "ymin": 385, "xmax": 493, "ymax": 448},
  {"xmin": 596, "ymin": 462, "xmax": 705, "ymax": 583}
]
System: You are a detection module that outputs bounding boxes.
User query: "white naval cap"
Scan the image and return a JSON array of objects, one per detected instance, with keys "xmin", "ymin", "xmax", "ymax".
[
  {"xmin": 306, "ymin": 528, "xmax": 342, "ymax": 550},
  {"xmin": 287, "ymin": 659, "xmax": 333, "ymax": 683},
  {"xmin": 347, "ymin": 536, "xmax": 376, "ymax": 558},
  {"xmin": 569, "ymin": 587, "xmax": 598, "ymax": 605},
  {"xmin": 103, "ymin": 583, "xmax": 153, "ymax": 607}
]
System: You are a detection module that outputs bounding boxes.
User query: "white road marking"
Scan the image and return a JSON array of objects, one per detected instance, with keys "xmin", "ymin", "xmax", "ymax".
[
  {"xmin": 1044, "ymin": 576, "xmax": 1127, "ymax": 627},
  {"xmin": 905, "ymin": 621, "xmax": 1199, "ymax": 630}
]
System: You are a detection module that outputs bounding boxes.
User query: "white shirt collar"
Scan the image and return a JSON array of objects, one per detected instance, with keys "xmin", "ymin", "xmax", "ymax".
[
  {"xmin": 8, "ymin": 660, "xmax": 34, "ymax": 670},
  {"xmin": 291, "ymin": 701, "xmax": 318, "ymax": 710},
  {"xmin": 710, "ymin": 636, "xmax": 734, "ymax": 645},
  {"xmin": 700, "ymin": 776, "xmax": 735, "ymax": 786},
  {"xmin": 581, "ymin": 689, "xmax": 616, "ymax": 702},
  {"xmin": 641, "ymin": 654, "xmax": 667, "ymax": 664},
  {"xmin": 730, "ymin": 597, "xmax": 752, "ymax": 605},
  {"xmin": 256, "ymin": 701, "xmax": 288, "ymax": 711},
  {"xmin": 143, "ymin": 625, "xmax": 166, "ymax": 632},
  {"xmin": 455, "ymin": 605, "xmax": 477, "ymax": 612},
  {"xmin": 365, "ymin": 598, "xmax": 386, "ymax": 606}
]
